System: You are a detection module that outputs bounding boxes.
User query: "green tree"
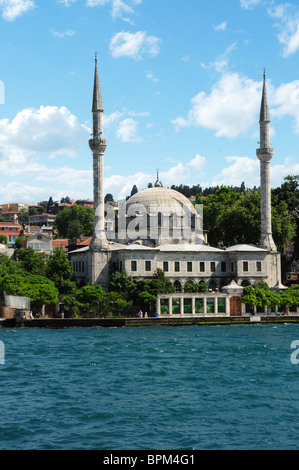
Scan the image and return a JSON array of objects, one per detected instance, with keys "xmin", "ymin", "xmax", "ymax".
[
  {"xmin": 105, "ymin": 193, "xmax": 114, "ymax": 203},
  {"xmin": 17, "ymin": 208, "xmax": 29, "ymax": 226},
  {"xmin": 0, "ymin": 273, "xmax": 58, "ymax": 309},
  {"xmin": 273, "ymin": 175, "xmax": 299, "ymax": 257},
  {"xmin": 15, "ymin": 247, "xmax": 46, "ymax": 276},
  {"xmin": 75, "ymin": 285, "xmax": 107, "ymax": 317},
  {"xmin": 60, "ymin": 294, "xmax": 81, "ymax": 318},
  {"xmin": 53, "ymin": 205, "xmax": 94, "ymax": 238},
  {"xmin": 184, "ymin": 280, "xmax": 199, "ymax": 293},
  {"xmin": 47, "ymin": 196, "xmax": 54, "ymax": 213},
  {"xmin": 0, "ymin": 235, "xmax": 7, "ymax": 245},
  {"xmin": 0, "ymin": 253, "xmax": 24, "ymax": 277},
  {"xmin": 108, "ymin": 270, "xmax": 137, "ymax": 300},
  {"xmin": 196, "ymin": 186, "xmax": 295, "ymax": 251},
  {"xmin": 15, "ymin": 235, "xmax": 25, "ymax": 249},
  {"xmin": 45, "ymin": 248, "xmax": 76, "ymax": 295}
]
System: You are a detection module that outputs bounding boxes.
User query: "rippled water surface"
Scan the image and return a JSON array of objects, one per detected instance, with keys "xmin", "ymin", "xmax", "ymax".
[{"xmin": 1, "ymin": 323, "xmax": 299, "ymax": 450}]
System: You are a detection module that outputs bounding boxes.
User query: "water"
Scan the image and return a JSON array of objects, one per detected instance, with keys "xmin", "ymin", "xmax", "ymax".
[{"xmin": 0, "ymin": 323, "xmax": 299, "ymax": 450}]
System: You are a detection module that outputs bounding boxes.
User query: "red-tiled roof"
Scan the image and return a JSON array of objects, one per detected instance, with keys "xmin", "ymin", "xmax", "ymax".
[
  {"xmin": 52, "ymin": 239, "xmax": 69, "ymax": 247},
  {"xmin": 77, "ymin": 237, "xmax": 92, "ymax": 245},
  {"xmin": 0, "ymin": 222, "xmax": 22, "ymax": 227}
]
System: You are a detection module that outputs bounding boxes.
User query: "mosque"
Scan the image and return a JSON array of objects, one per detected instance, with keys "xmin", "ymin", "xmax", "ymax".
[{"xmin": 68, "ymin": 57, "xmax": 282, "ymax": 314}]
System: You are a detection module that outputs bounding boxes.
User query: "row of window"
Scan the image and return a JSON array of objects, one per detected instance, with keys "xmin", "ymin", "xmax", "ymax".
[
  {"xmin": 73, "ymin": 261, "xmax": 85, "ymax": 273},
  {"xmin": 130, "ymin": 260, "xmax": 262, "ymax": 273}
]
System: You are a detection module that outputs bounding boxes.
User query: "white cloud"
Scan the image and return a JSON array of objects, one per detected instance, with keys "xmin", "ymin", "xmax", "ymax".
[
  {"xmin": 208, "ymin": 156, "xmax": 260, "ymax": 187},
  {"xmin": 213, "ymin": 21, "xmax": 227, "ymax": 32},
  {"xmin": 105, "ymin": 171, "xmax": 152, "ymax": 200},
  {"xmin": 50, "ymin": 29, "xmax": 75, "ymax": 38},
  {"xmin": 0, "ymin": 105, "xmax": 90, "ymax": 158},
  {"xmin": 110, "ymin": 31, "xmax": 162, "ymax": 60},
  {"xmin": 59, "ymin": 0, "xmax": 76, "ymax": 5},
  {"xmin": 103, "ymin": 108, "xmax": 149, "ymax": 142},
  {"xmin": 173, "ymin": 72, "xmax": 261, "ymax": 138},
  {"xmin": 201, "ymin": 42, "xmax": 237, "ymax": 73},
  {"xmin": 188, "ymin": 154, "xmax": 207, "ymax": 174},
  {"xmin": 146, "ymin": 72, "xmax": 159, "ymax": 83},
  {"xmin": 206, "ymin": 155, "xmax": 299, "ymax": 189},
  {"xmin": 240, "ymin": 0, "xmax": 261, "ymax": 9},
  {"xmin": 0, "ymin": 106, "xmax": 91, "ymax": 202},
  {"xmin": 86, "ymin": 0, "xmax": 141, "ymax": 22},
  {"xmin": 240, "ymin": 0, "xmax": 299, "ymax": 57},
  {"xmin": 0, "ymin": 0, "xmax": 35, "ymax": 21},
  {"xmin": 268, "ymin": 3, "xmax": 299, "ymax": 57},
  {"xmin": 272, "ymin": 80, "xmax": 299, "ymax": 132},
  {"xmin": 116, "ymin": 118, "xmax": 142, "ymax": 143}
]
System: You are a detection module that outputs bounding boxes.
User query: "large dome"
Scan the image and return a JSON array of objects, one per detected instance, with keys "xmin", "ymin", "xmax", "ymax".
[
  {"xmin": 119, "ymin": 186, "xmax": 204, "ymax": 246},
  {"xmin": 125, "ymin": 186, "xmax": 197, "ymax": 216}
]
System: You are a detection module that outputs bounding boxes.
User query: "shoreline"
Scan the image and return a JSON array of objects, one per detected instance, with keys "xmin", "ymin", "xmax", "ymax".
[{"xmin": 1, "ymin": 315, "xmax": 299, "ymax": 328}]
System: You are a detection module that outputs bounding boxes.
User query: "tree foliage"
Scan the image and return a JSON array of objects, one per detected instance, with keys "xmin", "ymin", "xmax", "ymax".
[
  {"xmin": 0, "ymin": 235, "xmax": 7, "ymax": 245},
  {"xmin": 0, "ymin": 273, "xmax": 58, "ymax": 307},
  {"xmin": 14, "ymin": 247, "xmax": 46, "ymax": 276},
  {"xmin": 242, "ymin": 284, "xmax": 299, "ymax": 308},
  {"xmin": 196, "ymin": 185, "xmax": 296, "ymax": 251},
  {"xmin": 53, "ymin": 205, "xmax": 94, "ymax": 239},
  {"xmin": 45, "ymin": 248, "xmax": 76, "ymax": 295}
]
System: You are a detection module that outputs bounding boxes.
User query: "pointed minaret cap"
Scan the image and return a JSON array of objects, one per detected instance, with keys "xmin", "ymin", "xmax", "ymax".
[
  {"xmin": 92, "ymin": 52, "xmax": 104, "ymax": 113},
  {"xmin": 259, "ymin": 69, "xmax": 270, "ymax": 123},
  {"xmin": 154, "ymin": 169, "xmax": 163, "ymax": 187}
]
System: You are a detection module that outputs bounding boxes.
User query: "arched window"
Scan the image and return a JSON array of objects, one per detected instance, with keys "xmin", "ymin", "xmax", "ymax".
[
  {"xmin": 208, "ymin": 280, "xmax": 217, "ymax": 292},
  {"xmin": 174, "ymin": 280, "xmax": 182, "ymax": 293}
]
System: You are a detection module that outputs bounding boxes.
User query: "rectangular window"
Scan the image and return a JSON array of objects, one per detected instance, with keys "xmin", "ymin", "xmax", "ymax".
[
  {"xmin": 218, "ymin": 298, "xmax": 226, "ymax": 314},
  {"xmin": 184, "ymin": 298, "xmax": 192, "ymax": 314},
  {"xmin": 210, "ymin": 262, "xmax": 216, "ymax": 272},
  {"xmin": 243, "ymin": 261, "xmax": 248, "ymax": 272},
  {"xmin": 187, "ymin": 261, "xmax": 192, "ymax": 272},
  {"xmin": 231, "ymin": 262, "xmax": 234, "ymax": 272},
  {"xmin": 256, "ymin": 261, "xmax": 262, "ymax": 272},
  {"xmin": 207, "ymin": 298, "xmax": 215, "ymax": 314},
  {"xmin": 160, "ymin": 298, "xmax": 169, "ymax": 314},
  {"xmin": 195, "ymin": 298, "xmax": 204, "ymax": 314},
  {"xmin": 163, "ymin": 261, "xmax": 169, "ymax": 272},
  {"xmin": 131, "ymin": 260, "xmax": 137, "ymax": 272},
  {"xmin": 175, "ymin": 262, "xmax": 180, "ymax": 272},
  {"xmin": 200, "ymin": 261, "xmax": 205, "ymax": 272},
  {"xmin": 145, "ymin": 261, "xmax": 151, "ymax": 272},
  {"xmin": 221, "ymin": 262, "xmax": 226, "ymax": 272}
]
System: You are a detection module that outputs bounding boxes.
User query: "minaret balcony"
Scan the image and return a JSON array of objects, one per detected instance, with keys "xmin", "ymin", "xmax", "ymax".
[
  {"xmin": 256, "ymin": 147, "xmax": 274, "ymax": 161},
  {"xmin": 89, "ymin": 138, "xmax": 108, "ymax": 153}
]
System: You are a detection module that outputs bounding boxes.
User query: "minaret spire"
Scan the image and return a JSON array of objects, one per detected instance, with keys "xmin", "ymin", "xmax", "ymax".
[
  {"xmin": 256, "ymin": 71, "xmax": 276, "ymax": 251},
  {"xmin": 89, "ymin": 54, "xmax": 108, "ymax": 250},
  {"xmin": 154, "ymin": 169, "xmax": 163, "ymax": 187}
]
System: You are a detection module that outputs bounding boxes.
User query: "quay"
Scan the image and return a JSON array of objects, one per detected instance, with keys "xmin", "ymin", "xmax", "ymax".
[{"xmin": 1, "ymin": 315, "xmax": 299, "ymax": 328}]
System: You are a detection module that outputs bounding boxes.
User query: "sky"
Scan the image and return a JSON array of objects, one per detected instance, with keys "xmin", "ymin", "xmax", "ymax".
[{"xmin": 0, "ymin": 0, "xmax": 299, "ymax": 204}]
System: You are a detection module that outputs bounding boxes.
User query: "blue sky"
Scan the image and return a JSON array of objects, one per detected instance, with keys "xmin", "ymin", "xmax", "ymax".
[{"xmin": 0, "ymin": 0, "xmax": 299, "ymax": 204}]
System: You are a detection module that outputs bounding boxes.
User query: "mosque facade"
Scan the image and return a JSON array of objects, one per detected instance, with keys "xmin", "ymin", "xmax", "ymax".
[{"xmin": 68, "ymin": 59, "xmax": 282, "ymax": 301}]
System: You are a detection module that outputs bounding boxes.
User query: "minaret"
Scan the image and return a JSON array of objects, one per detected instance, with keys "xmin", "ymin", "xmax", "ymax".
[
  {"xmin": 89, "ymin": 53, "xmax": 108, "ymax": 249},
  {"xmin": 256, "ymin": 71, "xmax": 276, "ymax": 251}
]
